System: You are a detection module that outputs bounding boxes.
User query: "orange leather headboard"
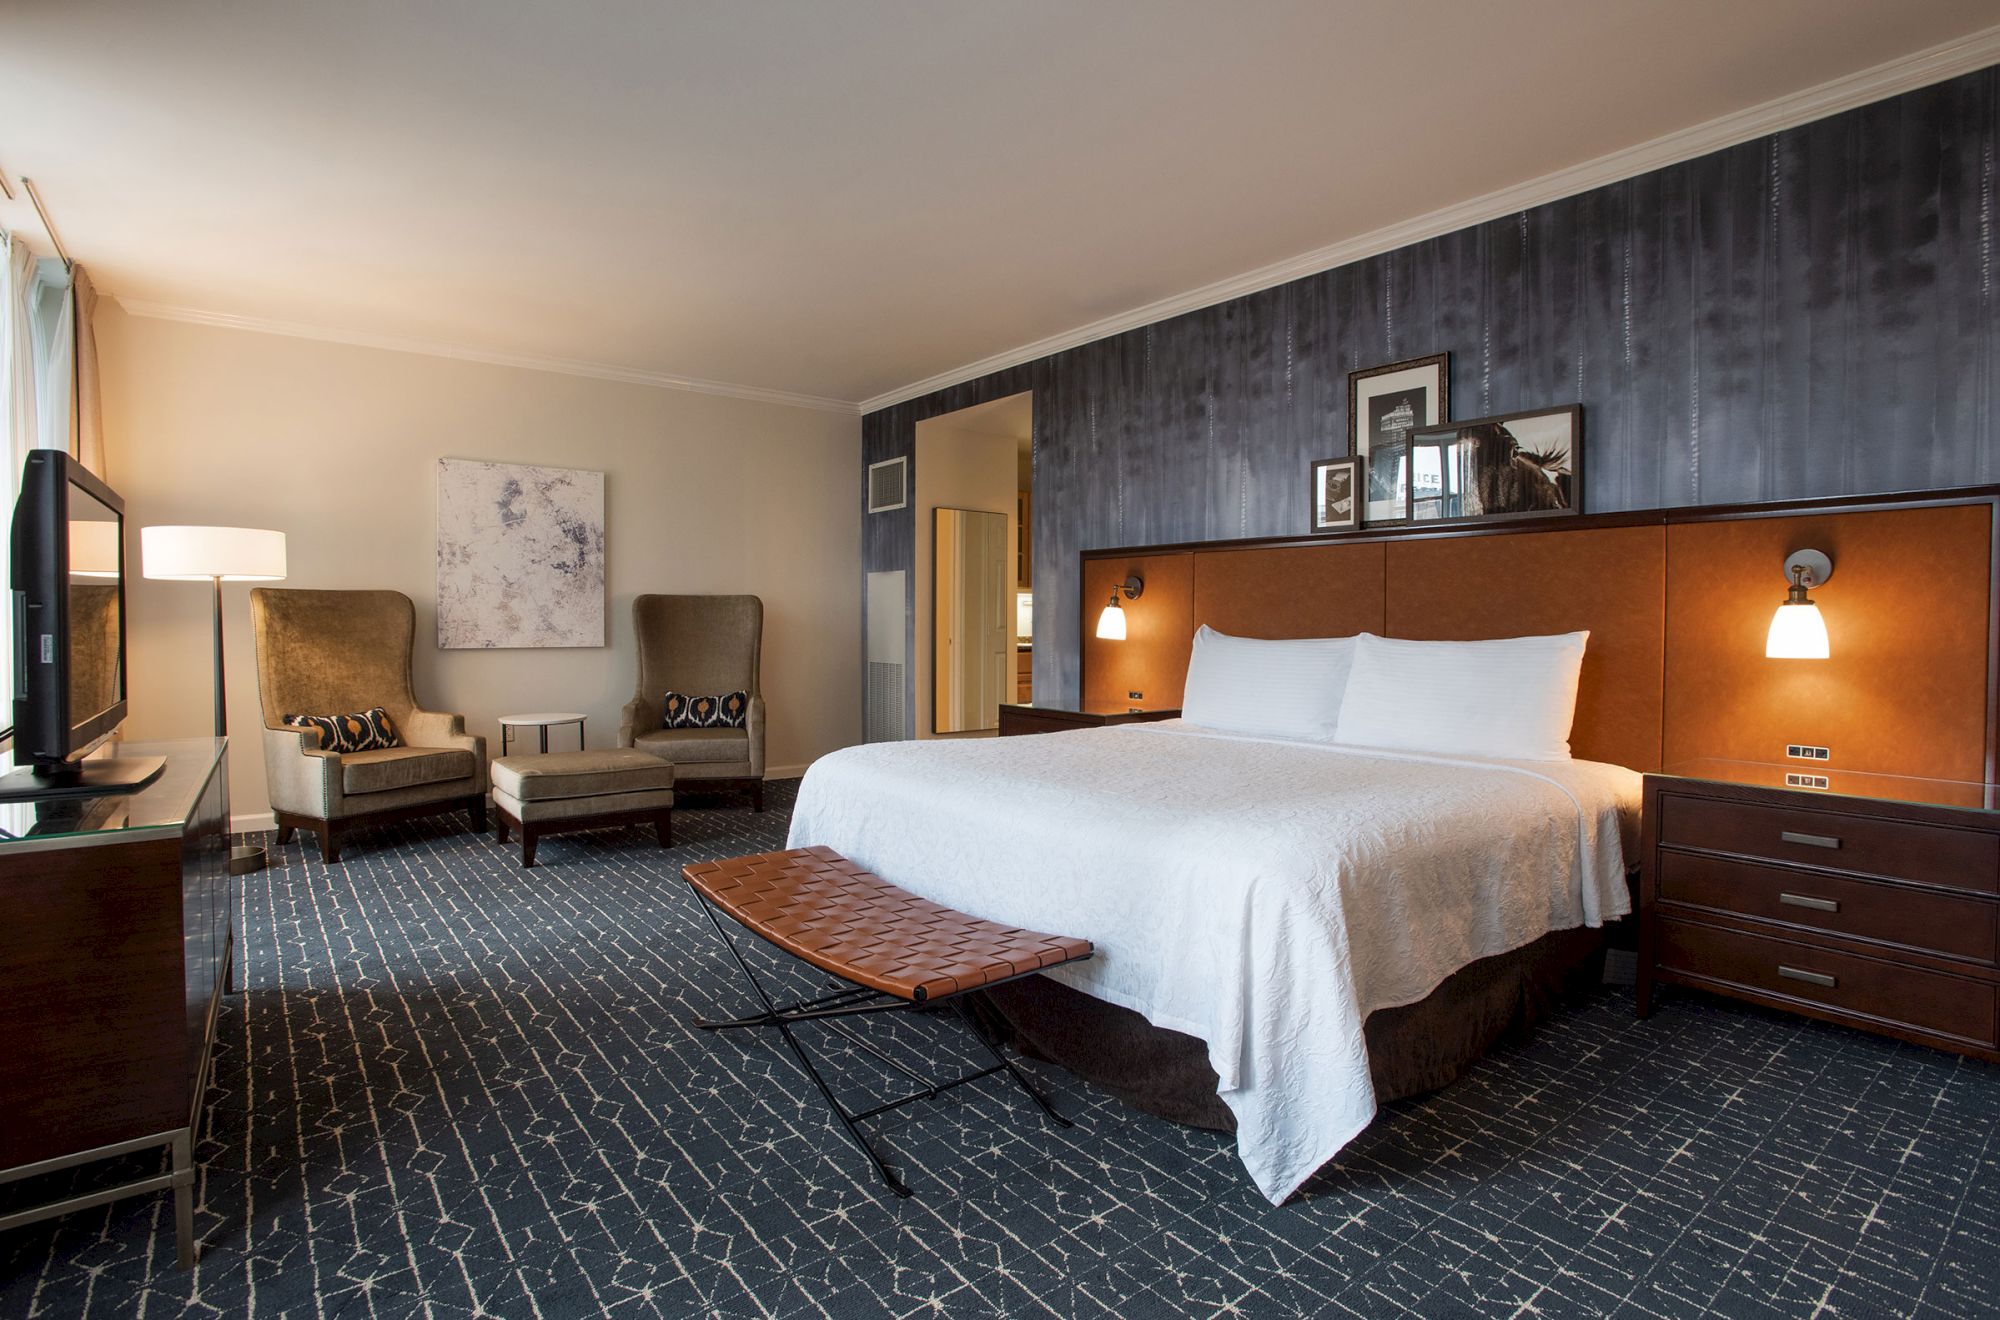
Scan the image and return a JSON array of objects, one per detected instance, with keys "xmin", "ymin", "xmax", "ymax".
[
  {"xmin": 1082, "ymin": 553, "xmax": 1193, "ymax": 711},
  {"xmin": 1081, "ymin": 493, "xmax": 1998, "ymax": 778},
  {"xmin": 1386, "ymin": 526, "xmax": 1666, "ymax": 770},
  {"xmin": 1662, "ymin": 504, "xmax": 1993, "ymax": 781},
  {"xmin": 1192, "ymin": 543, "xmax": 1388, "ymax": 639}
]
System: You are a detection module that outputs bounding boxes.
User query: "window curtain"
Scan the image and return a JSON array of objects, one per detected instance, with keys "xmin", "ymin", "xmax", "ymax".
[
  {"xmin": 0, "ymin": 233, "xmax": 43, "ymax": 736},
  {"xmin": 2, "ymin": 234, "xmax": 38, "ymax": 478},
  {"xmin": 28, "ymin": 257, "xmax": 72, "ymax": 458},
  {"xmin": 72, "ymin": 264, "xmax": 103, "ymax": 478}
]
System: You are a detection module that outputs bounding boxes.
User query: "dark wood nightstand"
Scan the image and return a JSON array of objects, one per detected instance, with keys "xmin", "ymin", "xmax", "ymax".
[
  {"xmin": 996, "ymin": 704, "xmax": 1181, "ymax": 737},
  {"xmin": 1637, "ymin": 760, "xmax": 2000, "ymax": 1062}
]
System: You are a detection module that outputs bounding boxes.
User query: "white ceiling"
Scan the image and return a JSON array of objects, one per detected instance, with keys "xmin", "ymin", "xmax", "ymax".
[{"xmin": 3, "ymin": 2, "xmax": 1996, "ymax": 412}]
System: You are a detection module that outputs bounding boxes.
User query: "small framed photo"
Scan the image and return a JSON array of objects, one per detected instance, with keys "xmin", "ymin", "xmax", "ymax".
[
  {"xmin": 1405, "ymin": 404, "xmax": 1582, "ymax": 524},
  {"xmin": 1363, "ymin": 438, "xmax": 1411, "ymax": 528},
  {"xmin": 1308, "ymin": 457, "xmax": 1359, "ymax": 532},
  {"xmin": 1349, "ymin": 353, "xmax": 1448, "ymax": 524}
]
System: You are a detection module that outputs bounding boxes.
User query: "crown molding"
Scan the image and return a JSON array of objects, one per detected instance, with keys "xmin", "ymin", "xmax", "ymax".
[
  {"xmin": 859, "ymin": 24, "xmax": 2000, "ymax": 414},
  {"xmin": 115, "ymin": 299, "xmax": 861, "ymax": 415}
]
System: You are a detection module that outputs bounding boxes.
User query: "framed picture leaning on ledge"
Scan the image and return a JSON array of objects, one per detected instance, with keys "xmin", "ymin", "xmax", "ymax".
[
  {"xmin": 1348, "ymin": 353, "xmax": 1448, "ymax": 525},
  {"xmin": 1308, "ymin": 456, "xmax": 1359, "ymax": 532},
  {"xmin": 1405, "ymin": 404, "xmax": 1582, "ymax": 524}
]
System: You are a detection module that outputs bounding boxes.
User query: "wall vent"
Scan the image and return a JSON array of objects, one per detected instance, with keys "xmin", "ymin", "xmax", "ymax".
[
  {"xmin": 866, "ymin": 662, "xmax": 906, "ymax": 743},
  {"xmin": 867, "ymin": 456, "xmax": 908, "ymax": 513},
  {"xmin": 865, "ymin": 570, "xmax": 908, "ymax": 741}
]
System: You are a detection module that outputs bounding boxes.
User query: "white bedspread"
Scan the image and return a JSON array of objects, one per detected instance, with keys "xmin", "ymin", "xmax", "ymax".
[{"xmin": 785, "ymin": 721, "xmax": 1638, "ymax": 1203}]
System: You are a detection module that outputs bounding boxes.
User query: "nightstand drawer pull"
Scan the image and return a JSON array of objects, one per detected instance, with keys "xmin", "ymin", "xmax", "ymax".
[
  {"xmin": 1778, "ymin": 892, "xmax": 1841, "ymax": 913},
  {"xmin": 1779, "ymin": 830, "xmax": 1841, "ymax": 849},
  {"xmin": 1778, "ymin": 965, "xmax": 1837, "ymax": 988}
]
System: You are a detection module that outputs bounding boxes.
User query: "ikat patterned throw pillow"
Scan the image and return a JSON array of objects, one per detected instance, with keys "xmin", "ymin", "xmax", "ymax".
[
  {"xmin": 662, "ymin": 690, "xmax": 748, "ymax": 729},
  {"xmin": 283, "ymin": 706, "xmax": 402, "ymax": 753}
]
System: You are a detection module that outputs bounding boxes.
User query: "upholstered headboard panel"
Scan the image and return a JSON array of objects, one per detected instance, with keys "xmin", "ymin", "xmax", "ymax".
[
  {"xmin": 1080, "ymin": 490, "xmax": 1999, "ymax": 778},
  {"xmin": 1385, "ymin": 526, "xmax": 1666, "ymax": 770},
  {"xmin": 1081, "ymin": 553, "xmax": 1193, "ymax": 712},
  {"xmin": 1663, "ymin": 504, "xmax": 1993, "ymax": 781},
  {"xmin": 1191, "ymin": 543, "xmax": 1388, "ymax": 640}
]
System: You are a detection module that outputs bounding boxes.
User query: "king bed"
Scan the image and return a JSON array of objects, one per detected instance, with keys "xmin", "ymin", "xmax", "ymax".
[
  {"xmin": 783, "ymin": 497, "xmax": 2000, "ymax": 1203},
  {"xmin": 787, "ymin": 715, "xmax": 1638, "ymax": 1203}
]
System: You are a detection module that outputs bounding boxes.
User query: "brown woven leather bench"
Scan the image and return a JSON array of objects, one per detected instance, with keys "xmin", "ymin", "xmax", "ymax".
[{"xmin": 682, "ymin": 845, "xmax": 1093, "ymax": 1195}]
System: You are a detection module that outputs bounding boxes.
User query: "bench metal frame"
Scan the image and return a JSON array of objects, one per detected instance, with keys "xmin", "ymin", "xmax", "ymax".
[{"xmin": 684, "ymin": 879, "xmax": 1081, "ymax": 1197}]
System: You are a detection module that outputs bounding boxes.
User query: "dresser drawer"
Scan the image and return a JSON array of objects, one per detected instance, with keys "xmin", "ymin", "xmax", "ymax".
[
  {"xmin": 1655, "ymin": 918, "xmax": 1999, "ymax": 1047},
  {"xmin": 1658, "ymin": 851, "xmax": 1999, "ymax": 965},
  {"xmin": 1657, "ymin": 794, "xmax": 1999, "ymax": 894}
]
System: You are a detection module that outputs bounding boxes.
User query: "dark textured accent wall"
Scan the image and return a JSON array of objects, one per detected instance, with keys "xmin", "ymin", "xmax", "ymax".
[
  {"xmin": 862, "ymin": 67, "xmax": 2000, "ymax": 718},
  {"xmin": 860, "ymin": 428, "xmax": 916, "ymax": 736}
]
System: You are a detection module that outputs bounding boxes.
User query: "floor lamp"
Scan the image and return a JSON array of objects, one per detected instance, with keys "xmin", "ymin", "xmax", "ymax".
[{"xmin": 140, "ymin": 525, "xmax": 287, "ymax": 874}]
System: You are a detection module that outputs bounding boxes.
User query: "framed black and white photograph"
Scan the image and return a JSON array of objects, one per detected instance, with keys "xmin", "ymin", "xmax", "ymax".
[
  {"xmin": 1405, "ymin": 404, "xmax": 1582, "ymax": 525},
  {"xmin": 1307, "ymin": 457, "xmax": 1359, "ymax": 533},
  {"xmin": 1363, "ymin": 438, "xmax": 1411, "ymax": 528},
  {"xmin": 1348, "ymin": 353, "xmax": 1448, "ymax": 524}
]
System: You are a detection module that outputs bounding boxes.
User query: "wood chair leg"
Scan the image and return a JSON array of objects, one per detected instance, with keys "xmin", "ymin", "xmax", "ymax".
[
  {"xmin": 468, "ymin": 796, "xmax": 488, "ymax": 832},
  {"xmin": 318, "ymin": 822, "xmax": 342, "ymax": 864},
  {"xmin": 275, "ymin": 821, "xmax": 296, "ymax": 845},
  {"xmin": 521, "ymin": 825, "xmax": 538, "ymax": 868},
  {"xmin": 655, "ymin": 809, "xmax": 673, "ymax": 849},
  {"xmin": 496, "ymin": 811, "xmax": 510, "ymax": 844}
]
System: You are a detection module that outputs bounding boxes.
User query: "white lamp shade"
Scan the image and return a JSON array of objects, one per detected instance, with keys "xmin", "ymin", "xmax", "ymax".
[
  {"xmin": 1095, "ymin": 599, "xmax": 1127, "ymax": 641},
  {"xmin": 142, "ymin": 525, "xmax": 288, "ymax": 582},
  {"xmin": 1766, "ymin": 601, "xmax": 1829, "ymax": 659},
  {"xmin": 68, "ymin": 520, "xmax": 121, "ymax": 578}
]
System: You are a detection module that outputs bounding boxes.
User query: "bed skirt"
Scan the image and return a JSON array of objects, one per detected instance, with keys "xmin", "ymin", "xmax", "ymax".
[{"xmin": 971, "ymin": 925, "xmax": 1607, "ymax": 1132}]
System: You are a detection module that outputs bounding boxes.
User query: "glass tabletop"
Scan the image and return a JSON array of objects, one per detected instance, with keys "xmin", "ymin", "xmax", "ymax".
[
  {"xmin": 1659, "ymin": 758, "xmax": 2000, "ymax": 813},
  {"xmin": 0, "ymin": 738, "xmax": 225, "ymax": 844}
]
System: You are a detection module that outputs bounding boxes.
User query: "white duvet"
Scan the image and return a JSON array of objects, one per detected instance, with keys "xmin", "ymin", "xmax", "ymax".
[{"xmin": 785, "ymin": 720, "xmax": 1638, "ymax": 1203}]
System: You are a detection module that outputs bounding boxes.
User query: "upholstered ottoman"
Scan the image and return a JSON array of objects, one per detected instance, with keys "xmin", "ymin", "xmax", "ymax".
[{"xmin": 491, "ymin": 748, "xmax": 675, "ymax": 867}]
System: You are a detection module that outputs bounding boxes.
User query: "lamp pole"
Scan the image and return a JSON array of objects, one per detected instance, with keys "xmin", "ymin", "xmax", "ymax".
[{"xmin": 211, "ymin": 574, "xmax": 227, "ymax": 739}]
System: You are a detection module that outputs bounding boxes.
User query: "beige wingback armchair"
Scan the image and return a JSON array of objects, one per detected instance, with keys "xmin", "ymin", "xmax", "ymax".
[
  {"xmin": 618, "ymin": 594, "xmax": 765, "ymax": 810},
  {"xmin": 251, "ymin": 588, "xmax": 487, "ymax": 861}
]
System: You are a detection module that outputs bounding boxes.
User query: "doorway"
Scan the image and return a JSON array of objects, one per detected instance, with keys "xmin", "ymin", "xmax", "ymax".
[{"xmin": 912, "ymin": 392, "xmax": 1032, "ymax": 738}]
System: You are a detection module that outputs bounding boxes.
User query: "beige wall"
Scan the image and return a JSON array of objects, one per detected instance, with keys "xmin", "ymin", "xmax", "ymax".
[
  {"xmin": 97, "ymin": 307, "xmax": 862, "ymax": 825},
  {"xmin": 912, "ymin": 420, "xmax": 1017, "ymax": 739}
]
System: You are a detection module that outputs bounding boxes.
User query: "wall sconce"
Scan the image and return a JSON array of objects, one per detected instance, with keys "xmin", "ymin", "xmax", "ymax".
[
  {"xmin": 1765, "ymin": 549, "xmax": 1832, "ymax": 660},
  {"xmin": 1096, "ymin": 575, "xmax": 1143, "ymax": 640}
]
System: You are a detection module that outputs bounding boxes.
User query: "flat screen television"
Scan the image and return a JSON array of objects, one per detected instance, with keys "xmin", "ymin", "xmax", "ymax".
[{"xmin": 1, "ymin": 450, "xmax": 161, "ymax": 798}]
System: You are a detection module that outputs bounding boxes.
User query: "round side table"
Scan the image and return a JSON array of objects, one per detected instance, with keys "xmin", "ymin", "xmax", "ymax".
[{"xmin": 499, "ymin": 712, "xmax": 587, "ymax": 755}]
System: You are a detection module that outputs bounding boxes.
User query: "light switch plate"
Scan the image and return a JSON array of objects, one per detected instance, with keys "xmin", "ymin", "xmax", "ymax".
[{"xmin": 1785, "ymin": 744, "xmax": 1831, "ymax": 761}]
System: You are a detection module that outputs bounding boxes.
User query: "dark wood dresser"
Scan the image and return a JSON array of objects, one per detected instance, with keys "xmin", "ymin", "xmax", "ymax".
[
  {"xmin": 997, "ymin": 704, "xmax": 1181, "ymax": 737},
  {"xmin": 1637, "ymin": 759, "xmax": 1999, "ymax": 1062},
  {"xmin": 0, "ymin": 738, "xmax": 233, "ymax": 1268}
]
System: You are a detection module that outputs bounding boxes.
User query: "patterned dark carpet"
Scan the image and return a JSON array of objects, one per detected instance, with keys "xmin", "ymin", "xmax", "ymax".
[{"xmin": 3, "ymin": 777, "xmax": 1997, "ymax": 1318}]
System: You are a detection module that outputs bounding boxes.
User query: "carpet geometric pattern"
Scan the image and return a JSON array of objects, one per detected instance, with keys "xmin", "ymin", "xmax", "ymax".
[{"xmin": 3, "ymin": 778, "xmax": 1998, "ymax": 1318}]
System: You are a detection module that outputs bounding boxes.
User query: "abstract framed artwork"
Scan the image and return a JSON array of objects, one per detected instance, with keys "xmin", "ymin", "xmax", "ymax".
[
  {"xmin": 1348, "ymin": 353, "xmax": 1448, "ymax": 525},
  {"xmin": 436, "ymin": 457, "xmax": 606, "ymax": 648},
  {"xmin": 1405, "ymin": 404, "xmax": 1583, "ymax": 525},
  {"xmin": 1308, "ymin": 457, "xmax": 1360, "ymax": 533}
]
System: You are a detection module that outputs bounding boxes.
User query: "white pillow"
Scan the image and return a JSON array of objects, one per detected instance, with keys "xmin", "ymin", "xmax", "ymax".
[
  {"xmin": 1334, "ymin": 631, "xmax": 1588, "ymax": 761},
  {"xmin": 1180, "ymin": 626, "xmax": 1356, "ymax": 741}
]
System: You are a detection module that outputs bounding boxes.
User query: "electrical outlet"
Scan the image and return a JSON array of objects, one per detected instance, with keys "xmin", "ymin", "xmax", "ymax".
[
  {"xmin": 1785, "ymin": 772, "xmax": 1831, "ymax": 790},
  {"xmin": 1128, "ymin": 691, "xmax": 1143, "ymax": 700},
  {"xmin": 1785, "ymin": 744, "xmax": 1831, "ymax": 761}
]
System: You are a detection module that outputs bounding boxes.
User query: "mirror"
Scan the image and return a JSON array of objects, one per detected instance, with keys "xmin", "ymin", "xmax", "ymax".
[{"xmin": 932, "ymin": 507, "xmax": 1009, "ymax": 733}]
